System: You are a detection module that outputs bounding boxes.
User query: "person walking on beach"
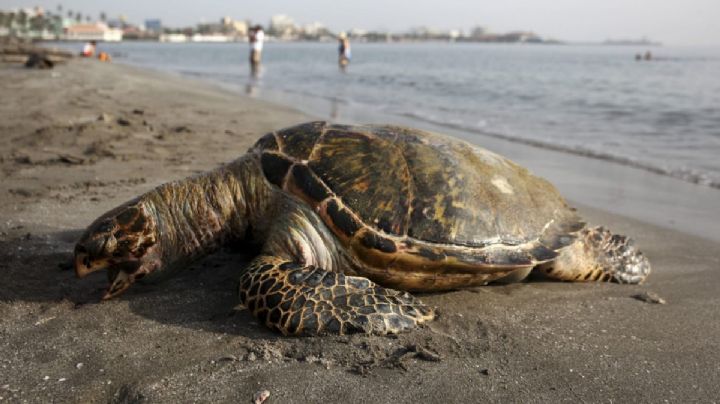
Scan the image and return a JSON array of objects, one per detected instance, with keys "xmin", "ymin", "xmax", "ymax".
[
  {"xmin": 248, "ymin": 25, "xmax": 265, "ymax": 71},
  {"xmin": 338, "ymin": 32, "xmax": 351, "ymax": 69}
]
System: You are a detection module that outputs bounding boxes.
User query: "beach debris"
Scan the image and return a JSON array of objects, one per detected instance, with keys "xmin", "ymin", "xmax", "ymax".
[
  {"xmin": 75, "ymin": 362, "xmax": 84, "ymax": 370},
  {"xmin": 116, "ymin": 118, "xmax": 131, "ymax": 127},
  {"xmin": 14, "ymin": 155, "xmax": 32, "ymax": 165},
  {"xmin": 112, "ymin": 383, "xmax": 145, "ymax": 403},
  {"xmin": 84, "ymin": 142, "xmax": 117, "ymax": 158},
  {"xmin": 217, "ymin": 354, "xmax": 238, "ymax": 362},
  {"xmin": 132, "ymin": 109, "xmax": 145, "ymax": 115},
  {"xmin": 253, "ymin": 389, "xmax": 270, "ymax": 404},
  {"xmin": 1, "ymin": 38, "xmax": 72, "ymax": 65},
  {"xmin": 351, "ymin": 362, "xmax": 373, "ymax": 376},
  {"xmin": 10, "ymin": 188, "xmax": 34, "ymax": 197},
  {"xmin": 301, "ymin": 355, "xmax": 333, "ymax": 369},
  {"xmin": 25, "ymin": 53, "xmax": 54, "ymax": 69},
  {"xmin": 173, "ymin": 125, "xmax": 192, "ymax": 133},
  {"xmin": 632, "ymin": 291, "xmax": 666, "ymax": 304},
  {"xmin": 34, "ymin": 316, "xmax": 56, "ymax": 326},
  {"xmin": 408, "ymin": 344, "xmax": 442, "ymax": 362},
  {"xmin": 97, "ymin": 113, "xmax": 113, "ymax": 122},
  {"xmin": 58, "ymin": 153, "xmax": 85, "ymax": 165}
]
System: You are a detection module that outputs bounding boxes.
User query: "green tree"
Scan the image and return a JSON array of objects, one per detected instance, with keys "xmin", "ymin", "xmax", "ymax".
[
  {"xmin": 29, "ymin": 14, "xmax": 44, "ymax": 32},
  {"xmin": 17, "ymin": 10, "xmax": 28, "ymax": 32},
  {"xmin": 49, "ymin": 14, "xmax": 62, "ymax": 34},
  {"xmin": 6, "ymin": 12, "xmax": 16, "ymax": 29}
]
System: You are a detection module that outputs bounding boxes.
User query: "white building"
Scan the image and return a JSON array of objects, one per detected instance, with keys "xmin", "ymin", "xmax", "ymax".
[
  {"xmin": 191, "ymin": 33, "xmax": 231, "ymax": 42},
  {"xmin": 221, "ymin": 16, "xmax": 248, "ymax": 36},
  {"xmin": 64, "ymin": 23, "xmax": 123, "ymax": 42},
  {"xmin": 159, "ymin": 33, "xmax": 188, "ymax": 43},
  {"xmin": 302, "ymin": 22, "xmax": 325, "ymax": 36},
  {"xmin": 269, "ymin": 14, "xmax": 296, "ymax": 37}
]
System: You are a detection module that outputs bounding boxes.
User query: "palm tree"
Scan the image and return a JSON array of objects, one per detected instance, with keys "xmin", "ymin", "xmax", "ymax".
[
  {"xmin": 100, "ymin": 12, "xmax": 106, "ymax": 22},
  {"xmin": 6, "ymin": 12, "xmax": 16, "ymax": 30},
  {"xmin": 75, "ymin": 12, "xmax": 82, "ymax": 23},
  {"xmin": 29, "ymin": 14, "xmax": 44, "ymax": 33},
  {"xmin": 48, "ymin": 14, "xmax": 62, "ymax": 35},
  {"xmin": 17, "ymin": 10, "xmax": 28, "ymax": 32}
]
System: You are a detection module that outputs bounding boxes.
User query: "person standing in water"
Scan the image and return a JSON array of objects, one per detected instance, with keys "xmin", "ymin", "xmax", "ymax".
[
  {"xmin": 248, "ymin": 25, "xmax": 265, "ymax": 71},
  {"xmin": 338, "ymin": 32, "xmax": 351, "ymax": 68}
]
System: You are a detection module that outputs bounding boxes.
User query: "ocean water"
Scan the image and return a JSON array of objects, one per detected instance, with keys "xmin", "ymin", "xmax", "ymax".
[{"xmin": 50, "ymin": 41, "xmax": 720, "ymax": 189}]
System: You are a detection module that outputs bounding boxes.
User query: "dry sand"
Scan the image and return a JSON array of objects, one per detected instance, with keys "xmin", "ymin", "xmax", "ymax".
[{"xmin": 1, "ymin": 60, "xmax": 719, "ymax": 403}]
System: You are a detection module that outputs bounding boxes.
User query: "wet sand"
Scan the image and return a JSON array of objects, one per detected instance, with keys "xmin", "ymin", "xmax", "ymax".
[{"xmin": 1, "ymin": 60, "xmax": 719, "ymax": 403}]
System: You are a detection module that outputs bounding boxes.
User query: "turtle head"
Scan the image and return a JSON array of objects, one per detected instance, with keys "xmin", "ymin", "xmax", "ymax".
[{"xmin": 74, "ymin": 201, "xmax": 162, "ymax": 300}]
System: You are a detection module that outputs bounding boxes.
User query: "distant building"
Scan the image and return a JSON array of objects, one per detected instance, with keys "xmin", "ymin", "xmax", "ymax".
[
  {"xmin": 144, "ymin": 19, "xmax": 162, "ymax": 33},
  {"xmin": 449, "ymin": 30, "xmax": 462, "ymax": 40},
  {"xmin": 64, "ymin": 22, "xmax": 123, "ymax": 41},
  {"xmin": 159, "ymin": 33, "xmax": 188, "ymax": 43},
  {"xmin": 302, "ymin": 22, "xmax": 325, "ymax": 36},
  {"xmin": 349, "ymin": 28, "xmax": 368, "ymax": 37},
  {"xmin": 106, "ymin": 19, "xmax": 123, "ymax": 29},
  {"xmin": 500, "ymin": 31, "xmax": 541, "ymax": 43},
  {"xmin": 269, "ymin": 14, "xmax": 297, "ymax": 38},
  {"xmin": 470, "ymin": 26, "xmax": 487, "ymax": 38},
  {"xmin": 191, "ymin": 33, "xmax": 231, "ymax": 42},
  {"xmin": 221, "ymin": 16, "xmax": 248, "ymax": 37}
]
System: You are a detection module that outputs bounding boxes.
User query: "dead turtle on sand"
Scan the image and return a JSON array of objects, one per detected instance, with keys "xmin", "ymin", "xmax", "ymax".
[{"xmin": 74, "ymin": 122, "xmax": 650, "ymax": 335}]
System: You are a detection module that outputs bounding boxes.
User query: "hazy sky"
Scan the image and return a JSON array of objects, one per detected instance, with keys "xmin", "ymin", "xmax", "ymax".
[{"xmin": 6, "ymin": 0, "xmax": 720, "ymax": 45}]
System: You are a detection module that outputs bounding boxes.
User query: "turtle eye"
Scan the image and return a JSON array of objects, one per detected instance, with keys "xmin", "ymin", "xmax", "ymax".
[{"xmin": 96, "ymin": 220, "xmax": 114, "ymax": 233}]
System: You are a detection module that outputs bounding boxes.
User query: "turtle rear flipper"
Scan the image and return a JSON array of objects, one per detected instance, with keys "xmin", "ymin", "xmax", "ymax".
[
  {"xmin": 537, "ymin": 226, "xmax": 651, "ymax": 284},
  {"xmin": 238, "ymin": 255, "xmax": 434, "ymax": 336}
]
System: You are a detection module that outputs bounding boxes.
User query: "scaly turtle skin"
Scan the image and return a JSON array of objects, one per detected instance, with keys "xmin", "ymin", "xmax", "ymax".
[{"xmin": 74, "ymin": 122, "xmax": 651, "ymax": 335}]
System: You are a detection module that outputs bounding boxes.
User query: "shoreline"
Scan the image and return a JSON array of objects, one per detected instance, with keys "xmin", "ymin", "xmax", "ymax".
[
  {"xmin": 1, "ymin": 60, "xmax": 719, "ymax": 402},
  {"xmin": 41, "ymin": 41, "xmax": 720, "ymax": 196},
  {"xmin": 143, "ymin": 57, "xmax": 720, "ymax": 243}
]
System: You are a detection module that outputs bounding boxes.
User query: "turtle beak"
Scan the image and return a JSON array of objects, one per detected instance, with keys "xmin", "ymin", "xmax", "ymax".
[
  {"xmin": 102, "ymin": 270, "xmax": 133, "ymax": 300},
  {"xmin": 74, "ymin": 247, "xmax": 109, "ymax": 278}
]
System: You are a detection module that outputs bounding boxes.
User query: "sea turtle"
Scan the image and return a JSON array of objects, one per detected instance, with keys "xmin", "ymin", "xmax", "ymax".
[{"xmin": 74, "ymin": 122, "xmax": 651, "ymax": 336}]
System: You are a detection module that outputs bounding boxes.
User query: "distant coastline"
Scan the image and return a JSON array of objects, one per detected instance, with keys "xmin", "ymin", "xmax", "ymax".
[{"xmin": 602, "ymin": 38, "xmax": 662, "ymax": 46}]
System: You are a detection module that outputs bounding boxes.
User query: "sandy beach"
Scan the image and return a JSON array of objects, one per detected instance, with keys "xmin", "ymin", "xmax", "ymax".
[{"xmin": 1, "ymin": 60, "xmax": 719, "ymax": 403}]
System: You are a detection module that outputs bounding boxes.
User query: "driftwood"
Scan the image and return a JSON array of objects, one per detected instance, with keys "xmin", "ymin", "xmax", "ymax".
[{"xmin": 0, "ymin": 37, "xmax": 74, "ymax": 68}]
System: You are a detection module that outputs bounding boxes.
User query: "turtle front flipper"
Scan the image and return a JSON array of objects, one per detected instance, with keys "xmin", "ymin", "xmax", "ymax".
[
  {"xmin": 537, "ymin": 226, "xmax": 651, "ymax": 284},
  {"xmin": 238, "ymin": 255, "xmax": 434, "ymax": 336}
]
